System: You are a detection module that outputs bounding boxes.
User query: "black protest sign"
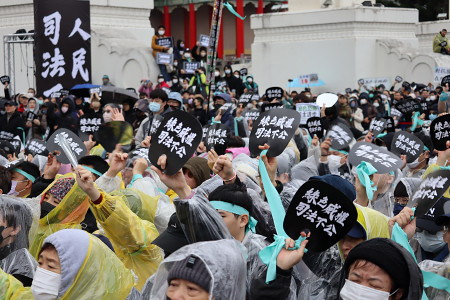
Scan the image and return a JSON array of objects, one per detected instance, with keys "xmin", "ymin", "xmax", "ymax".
[
  {"xmin": 156, "ymin": 53, "xmax": 174, "ymax": 65},
  {"xmin": 391, "ymin": 131, "xmax": 424, "ymax": 163},
  {"xmin": 430, "ymin": 114, "xmax": 450, "ymax": 151},
  {"xmin": 34, "ymin": 0, "xmax": 91, "ymax": 97},
  {"xmin": 441, "ymin": 75, "xmax": 450, "ymax": 87},
  {"xmin": 345, "ymin": 88, "xmax": 352, "ymax": 94},
  {"xmin": 0, "ymin": 75, "xmax": 10, "ymax": 84},
  {"xmin": 235, "ymin": 118, "xmax": 247, "ymax": 138},
  {"xmin": 239, "ymin": 93, "xmax": 253, "ymax": 106},
  {"xmin": 251, "ymin": 94, "xmax": 260, "ymax": 102},
  {"xmin": 265, "ymin": 87, "xmax": 283, "ymax": 101},
  {"xmin": 395, "ymin": 99, "xmax": 421, "ymax": 115},
  {"xmin": 326, "ymin": 124, "xmax": 354, "ymax": 150},
  {"xmin": 155, "ymin": 37, "xmax": 173, "ymax": 48},
  {"xmin": 239, "ymin": 68, "xmax": 248, "ymax": 76},
  {"xmin": 202, "ymin": 124, "xmax": 210, "ymax": 140},
  {"xmin": 395, "ymin": 76, "xmax": 403, "ymax": 83},
  {"xmin": 149, "ymin": 110, "xmax": 202, "ymax": 175},
  {"xmin": 183, "ymin": 61, "xmax": 201, "ymax": 74},
  {"xmin": 243, "ymin": 109, "xmax": 260, "ymax": 121},
  {"xmin": 79, "ymin": 116, "xmax": 101, "ymax": 134},
  {"xmin": 306, "ymin": 117, "xmax": 324, "ymax": 139},
  {"xmin": 9, "ymin": 137, "xmax": 23, "ymax": 154},
  {"xmin": 205, "ymin": 122, "xmax": 231, "ymax": 155},
  {"xmin": 60, "ymin": 89, "xmax": 69, "ymax": 96},
  {"xmin": 409, "ymin": 169, "xmax": 450, "ymax": 217},
  {"xmin": 358, "ymin": 79, "xmax": 364, "ymax": 85},
  {"xmin": 4, "ymin": 158, "xmax": 25, "ymax": 171},
  {"xmin": 26, "ymin": 112, "xmax": 36, "ymax": 122},
  {"xmin": 420, "ymin": 101, "xmax": 429, "ymax": 113},
  {"xmin": 95, "ymin": 121, "xmax": 133, "ymax": 153},
  {"xmin": 261, "ymin": 102, "xmax": 283, "ymax": 112},
  {"xmin": 0, "ymin": 130, "xmax": 14, "ymax": 141},
  {"xmin": 348, "ymin": 142, "xmax": 403, "ymax": 173},
  {"xmin": 149, "ymin": 114, "xmax": 164, "ymax": 136},
  {"xmin": 0, "ymin": 140, "xmax": 16, "ymax": 155},
  {"xmin": 369, "ymin": 118, "xmax": 387, "ymax": 137},
  {"xmin": 25, "ymin": 139, "xmax": 49, "ymax": 156},
  {"xmin": 284, "ymin": 180, "xmax": 357, "ymax": 252},
  {"xmin": 385, "ymin": 117, "xmax": 395, "ymax": 132},
  {"xmin": 46, "ymin": 129, "xmax": 87, "ymax": 164},
  {"xmin": 249, "ymin": 109, "xmax": 300, "ymax": 157},
  {"xmin": 199, "ymin": 34, "xmax": 210, "ymax": 47}
]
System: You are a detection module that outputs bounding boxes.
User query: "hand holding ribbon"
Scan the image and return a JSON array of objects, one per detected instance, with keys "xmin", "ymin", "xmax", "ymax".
[{"xmin": 356, "ymin": 161, "xmax": 377, "ymax": 201}]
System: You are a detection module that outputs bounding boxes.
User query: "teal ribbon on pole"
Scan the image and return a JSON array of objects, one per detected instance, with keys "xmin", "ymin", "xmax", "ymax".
[
  {"xmin": 211, "ymin": 117, "xmax": 221, "ymax": 125},
  {"xmin": 356, "ymin": 161, "xmax": 378, "ymax": 201},
  {"xmin": 391, "ymin": 221, "xmax": 450, "ymax": 298},
  {"xmin": 234, "ymin": 117, "xmax": 242, "ymax": 136},
  {"xmin": 376, "ymin": 132, "xmax": 387, "ymax": 139},
  {"xmin": 224, "ymin": 1, "xmax": 246, "ymax": 20},
  {"xmin": 411, "ymin": 111, "xmax": 424, "ymax": 131},
  {"xmin": 257, "ymin": 149, "xmax": 307, "ymax": 283},
  {"xmin": 17, "ymin": 127, "xmax": 26, "ymax": 147},
  {"xmin": 386, "ymin": 98, "xmax": 391, "ymax": 116}
]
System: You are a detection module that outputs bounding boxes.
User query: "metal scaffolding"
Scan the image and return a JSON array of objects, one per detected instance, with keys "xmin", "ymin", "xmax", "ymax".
[{"xmin": 3, "ymin": 32, "xmax": 35, "ymax": 96}]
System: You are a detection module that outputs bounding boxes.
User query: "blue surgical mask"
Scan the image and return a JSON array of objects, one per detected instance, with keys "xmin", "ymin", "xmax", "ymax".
[
  {"xmin": 416, "ymin": 230, "xmax": 445, "ymax": 253},
  {"xmin": 149, "ymin": 102, "xmax": 161, "ymax": 112},
  {"xmin": 38, "ymin": 100, "xmax": 44, "ymax": 105},
  {"xmin": 393, "ymin": 202, "xmax": 405, "ymax": 216},
  {"xmin": 429, "ymin": 114, "xmax": 437, "ymax": 121}
]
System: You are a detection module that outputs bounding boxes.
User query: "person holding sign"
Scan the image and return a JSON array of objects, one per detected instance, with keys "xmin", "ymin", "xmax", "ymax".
[
  {"xmin": 243, "ymin": 75, "xmax": 259, "ymax": 94},
  {"xmin": 151, "ymin": 25, "xmax": 171, "ymax": 83},
  {"xmin": 433, "ymin": 29, "xmax": 450, "ymax": 55}
]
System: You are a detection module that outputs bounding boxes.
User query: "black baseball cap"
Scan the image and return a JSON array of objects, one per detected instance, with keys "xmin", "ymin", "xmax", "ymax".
[
  {"xmin": 417, "ymin": 197, "xmax": 446, "ymax": 233},
  {"xmin": 435, "ymin": 198, "xmax": 450, "ymax": 226},
  {"xmin": 4, "ymin": 100, "xmax": 16, "ymax": 106},
  {"xmin": 152, "ymin": 213, "xmax": 189, "ymax": 257}
]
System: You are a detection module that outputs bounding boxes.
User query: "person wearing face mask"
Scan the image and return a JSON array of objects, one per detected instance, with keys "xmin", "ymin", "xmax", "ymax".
[
  {"xmin": 189, "ymin": 97, "xmax": 207, "ymax": 125},
  {"xmin": 0, "ymin": 228, "xmax": 135, "ymax": 299},
  {"xmin": 410, "ymin": 197, "xmax": 449, "ymax": 263},
  {"xmin": 170, "ymin": 75, "xmax": 182, "ymax": 93},
  {"xmin": 0, "ymin": 196, "xmax": 36, "ymax": 287},
  {"xmin": 55, "ymin": 96, "xmax": 78, "ymax": 134},
  {"xmin": 338, "ymin": 238, "xmax": 423, "ymax": 300},
  {"xmin": 191, "ymin": 43, "xmax": 208, "ymax": 66},
  {"xmin": 0, "ymin": 100, "xmax": 26, "ymax": 143},
  {"xmin": 101, "ymin": 75, "xmax": 114, "ymax": 87},
  {"xmin": 189, "ymin": 67, "xmax": 208, "ymax": 98},
  {"xmin": 244, "ymin": 75, "xmax": 259, "ymax": 94},
  {"xmin": 349, "ymin": 96, "xmax": 364, "ymax": 132},
  {"xmin": 223, "ymin": 65, "xmax": 244, "ymax": 98},
  {"xmin": 24, "ymin": 97, "xmax": 46, "ymax": 141},
  {"xmin": 138, "ymin": 79, "xmax": 153, "ymax": 98},
  {"xmin": 101, "ymin": 103, "xmax": 122, "ymax": 124},
  {"xmin": 8, "ymin": 162, "xmax": 40, "ymax": 198},
  {"xmin": 173, "ymin": 39, "xmax": 185, "ymax": 61},
  {"xmin": 151, "ymin": 25, "xmax": 171, "ymax": 82},
  {"xmin": 155, "ymin": 74, "xmax": 170, "ymax": 90},
  {"xmin": 167, "ymin": 92, "xmax": 183, "ymax": 111},
  {"xmin": 391, "ymin": 178, "xmax": 421, "ymax": 216},
  {"xmin": 135, "ymin": 89, "xmax": 171, "ymax": 147},
  {"xmin": 359, "ymin": 93, "xmax": 377, "ymax": 130},
  {"xmin": 207, "ymin": 92, "xmax": 235, "ymax": 131}
]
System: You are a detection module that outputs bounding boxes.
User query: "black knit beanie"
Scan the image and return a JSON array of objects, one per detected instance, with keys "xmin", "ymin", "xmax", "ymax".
[
  {"xmin": 344, "ymin": 238, "xmax": 410, "ymax": 290},
  {"xmin": 167, "ymin": 255, "xmax": 212, "ymax": 292}
]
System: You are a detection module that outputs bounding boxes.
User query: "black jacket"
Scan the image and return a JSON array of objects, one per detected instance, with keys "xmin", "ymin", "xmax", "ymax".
[{"xmin": 0, "ymin": 111, "xmax": 26, "ymax": 142}]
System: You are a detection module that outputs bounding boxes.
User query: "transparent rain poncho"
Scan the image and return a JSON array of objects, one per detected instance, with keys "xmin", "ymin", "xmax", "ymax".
[
  {"xmin": 89, "ymin": 188, "xmax": 163, "ymax": 290},
  {"xmin": 0, "ymin": 196, "xmax": 38, "ymax": 285},
  {"xmin": 148, "ymin": 239, "xmax": 247, "ymax": 300},
  {"xmin": 29, "ymin": 173, "xmax": 90, "ymax": 259},
  {"xmin": 419, "ymin": 258, "xmax": 450, "ymax": 300}
]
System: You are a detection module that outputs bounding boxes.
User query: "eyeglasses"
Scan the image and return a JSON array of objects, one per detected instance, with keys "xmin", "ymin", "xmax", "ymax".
[{"xmin": 390, "ymin": 196, "xmax": 409, "ymax": 205}]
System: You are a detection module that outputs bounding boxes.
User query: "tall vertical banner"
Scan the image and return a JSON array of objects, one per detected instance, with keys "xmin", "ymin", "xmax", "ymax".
[
  {"xmin": 34, "ymin": 0, "xmax": 91, "ymax": 97},
  {"xmin": 205, "ymin": 0, "xmax": 224, "ymax": 111}
]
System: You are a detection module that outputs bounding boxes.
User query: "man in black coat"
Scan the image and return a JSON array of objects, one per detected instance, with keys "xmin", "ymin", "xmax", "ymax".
[{"xmin": 0, "ymin": 100, "xmax": 26, "ymax": 142}]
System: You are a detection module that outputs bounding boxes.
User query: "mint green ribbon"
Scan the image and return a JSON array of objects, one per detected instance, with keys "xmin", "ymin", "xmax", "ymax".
[
  {"xmin": 12, "ymin": 168, "xmax": 36, "ymax": 183},
  {"xmin": 257, "ymin": 149, "xmax": 307, "ymax": 283},
  {"xmin": 411, "ymin": 111, "xmax": 424, "ymax": 131},
  {"xmin": 17, "ymin": 127, "xmax": 26, "ymax": 147},
  {"xmin": 211, "ymin": 117, "xmax": 221, "ymax": 125},
  {"xmin": 234, "ymin": 117, "xmax": 243, "ymax": 136},
  {"xmin": 376, "ymin": 132, "xmax": 387, "ymax": 139},
  {"xmin": 129, "ymin": 174, "xmax": 143, "ymax": 188},
  {"xmin": 224, "ymin": 2, "xmax": 246, "ymax": 20},
  {"xmin": 391, "ymin": 220, "xmax": 450, "ymax": 298},
  {"xmin": 81, "ymin": 165, "xmax": 103, "ymax": 178},
  {"xmin": 386, "ymin": 98, "xmax": 391, "ymax": 116},
  {"xmin": 210, "ymin": 200, "xmax": 258, "ymax": 233},
  {"xmin": 356, "ymin": 161, "xmax": 377, "ymax": 201},
  {"xmin": 330, "ymin": 147, "xmax": 348, "ymax": 155}
]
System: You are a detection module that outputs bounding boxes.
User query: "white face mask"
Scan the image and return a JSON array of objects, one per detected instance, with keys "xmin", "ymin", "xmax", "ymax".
[
  {"xmin": 158, "ymin": 30, "xmax": 165, "ymax": 36},
  {"xmin": 225, "ymin": 69, "xmax": 231, "ymax": 75},
  {"xmin": 180, "ymin": 43, "xmax": 185, "ymax": 48},
  {"xmin": 360, "ymin": 99, "xmax": 367, "ymax": 105},
  {"xmin": 247, "ymin": 78, "xmax": 253, "ymax": 83},
  {"xmin": 184, "ymin": 53, "xmax": 191, "ymax": 58},
  {"xmin": 373, "ymin": 102, "xmax": 380, "ymax": 107},
  {"xmin": 173, "ymin": 79, "xmax": 178, "ymax": 84},
  {"xmin": 173, "ymin": 62, "xmax": 178, "ymax": 67},
  {"xmin": 103, "ymin": 112, "xmax": 112, "ymax": 123},
  {"xmin": 340, "ymin": 279, "xmax": 395, "ymax": 300},
  {"xmin": 215, "ymin": 71, "xmax": 220, "ymax": 77},
  {"xmin": 31, "ymin": 267, "xmax": 61, "ymax": 300},
  {"xmin": 234, "ymin": 74, "xmax": 240, "ymax": 79},
  {"xmin": 328, "ymin": 155, "xmax": 343, "ymax": 167},
  {"xmin": 430, "ymin": 95, "xmax": 436, "ymax": 101},
  {"xmin": 406, "ymin": 155, "xmax": 425, "ymax": 169},
  {"xmin": 416, "ymin": 230, "xmax": 445, "ymax": 252},
  {"xmin": 158, "ymin": 78, "xmax": 164, "ymax": 83},
  {"xmin": 60, "ymin": 106, "xmax": 68, "ymax": 113}
]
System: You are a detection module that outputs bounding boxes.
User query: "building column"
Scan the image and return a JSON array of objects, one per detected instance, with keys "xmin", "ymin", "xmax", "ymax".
[
  {"xmin": 235, "ymin": 0, "xmax": 244, "ymax": 58},
  {"xmin": 218, "ymin": 17, "xmax": 224, "ymax": 59},
  {"xmin": 163, "ymin": 6, "xmax": 171, "ymax": 36},
  {"xmin": 189, "ymin": 3, "xmax": 197, "ymax": 49},
  {"xmin": 257, "ymin": 0, "xmax": 264, "ymax": 14}
]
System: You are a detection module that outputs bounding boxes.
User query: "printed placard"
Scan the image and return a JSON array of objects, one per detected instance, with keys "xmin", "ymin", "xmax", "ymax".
[
  {"xmin": 326, "ymin": 124, "xmax": 354, "ymax": 150},
  {"xmin": 89, "ymin": 87, "xmax": 101, "ymax": 95},
  {"xmin": 149, "ymin": 110, "xmax": 202, "ymax": 175},
  {"xmin": 0, "ymin": 131, "xmax": 14, "ymax": 141},
  {"xmin": 348, "ymin": 142, "xmax": 403, "ymax": 173},
  {"xmin": 296, "ymin": 103, "xmax": 320, "ymax": 125},
  {"xmin": 46, "ymin": 129, "xmax": 87, "ymax": 164},
  {"xmin": 249, "ymin": 108, "xmax": 300, "ymax": 157},
  {"xmin": 199, "ymin": 34, "xmax": 210, "ymax": 47},
  {"xmin": 420, "ymin": 101, "xmax": 429, "ymax": 113},
  {"xmin": 284, "ymin": 179, "xmax": 357, "ymax": 252},
  {"xmin": 359, "ymin": 77, "xmax": 390, "ymax": 88},
  {"xmin": 205, "ymin": 122, "xmax": 231, "ymax": 155},
  {"xmin": 430, "ymin": 114, "xmax": 450, "ymax": 151},
  {"xmin": 239, "ymin": 68, "xmax": 248, "ymax": 76},
  {"xmin": 357, "ymin": 78, "xmax": 364, "ymax": 85},
  {"xmin": 434, "ymin": 67, "xmax": 450, "ymax": 83},
  {"xmin": 369, "ymin": 118, "xmax": 387, "ymax": 137},
  {"xmin": 79, "ymin": 116, "xmax": 101, "ymax": 134},
  {"xmin": 0, "ymin": 75, "xmax": 10, "ymax": 84},
  {"xmin": 265, "ymin": 87, "xmax": 283, "ymax": 101},
  {"xmin": 239, "ymin": 93, "xmax": 253, "ymax": 106},
  {"xmin": 155, "ymin": 37, "xmax": 173, "ymax": 48},
  {"xmin": 391, "ymin": 131, "xmax": 424, "ymax": 163},
  {"xmin": 385, "ymin": 117, "xmax": 395, "ymax": 132},
  {"xmin": 409, "ymin": 169, "xmax": 450, "ymax": 217},
  {"xmin": 129, "ymin": 147, "xmax": 150, "ymax": 164},
  {"xmin": 243, "ymin": 109, "xmax": 260, "ymax": 121},
  {"xmin": 4, "ymin": 158, "xmax": 25, "ymax": 171},
  {"xmin": 441, "ymin": 74, "xmax": 450, "ymax": 87},
  {"xmin": 183, "ymin": 61, "xmax": 201, "ymax": 74},
  {"xmin": 149, "ymin": 114, "xmax": 164, "ymax": 136},
  {"xmin": 261, "ymin": 102, "xmax": 283, "ymax": 112},
  {"xmin": 395, "ymin": 76, "xmax": 403, "ymax": 83},
  {"xmin": 306, "ymin": 117, "xmax": 324, "ymax": 139},
  {"xmin": 345, "ymin": 88, "xmax": 352, "ymax": 94},
  {"xmin": 156, "ymin": 52, "xmax": 174, "ymax": 65},
  {"xmin": 25, "ymin": 139, "xmax": 49, "ymax": 156}
]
